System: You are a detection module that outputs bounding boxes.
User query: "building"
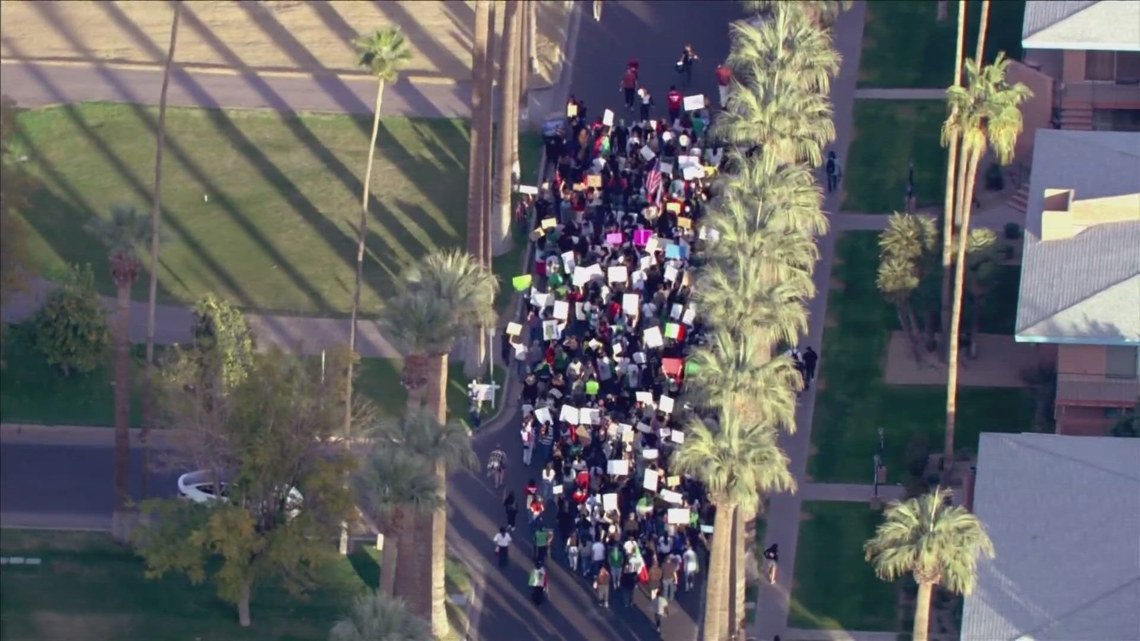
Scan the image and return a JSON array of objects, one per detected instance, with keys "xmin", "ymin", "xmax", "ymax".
[
  {"xmin": 1021, "ymin": 0, "xmax": 1140, "ymax": 132},
  {"xmin": 1014, "ymin": 129, "xmax": 1140, "ymax": 436},
  {"xmin": 961, "ymin": 433, "xmax": 1140, "ymax": 641}
]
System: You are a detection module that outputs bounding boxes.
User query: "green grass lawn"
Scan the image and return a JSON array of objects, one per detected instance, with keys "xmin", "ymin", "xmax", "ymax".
[
  {"xmin": 0, "ymin": 529, "xmax": 374, "ymax": 641},
  {"xmin": 789, "ymin": 501, "xmax": 897, "ymax": 631},
  {"xmin": 842, "ymin": 100, "xmax": 947, "ymax": 214},
  {"xmin": 859, "ymin": 0, "xmax": 1026, "ymax": 89},
  {"xmin": 1, "ymin": 323, "xmax": 505, "ymax": 429},
  {"xmin": 808, "ymin": 233, "xmax": 1034, "ymax": 484},
  {"xmin": 13, "ymin": 103, "xmax": 541, "ymax": 317}
]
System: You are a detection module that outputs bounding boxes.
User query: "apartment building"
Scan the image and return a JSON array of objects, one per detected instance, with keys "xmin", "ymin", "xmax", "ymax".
[{"xmin": 1014, "ymin": 129, "xmax": 1140, "ymax": 436}]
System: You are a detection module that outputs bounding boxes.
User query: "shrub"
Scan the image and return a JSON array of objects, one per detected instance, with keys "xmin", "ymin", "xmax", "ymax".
[
  {"xmin": 32, "ymin": 264, "xmax": 109, "ymax": 376},
  {"xmin": 1003, "ymin": 222, "xmax": 1021, "ymax": 240}
]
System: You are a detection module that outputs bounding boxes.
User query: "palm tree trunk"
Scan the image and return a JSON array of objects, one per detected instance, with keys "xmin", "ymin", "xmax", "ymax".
[
  {"xmin": 379, "ymin": 519, "xmax": 400, "ymax": 597},
  {"xmin": 527, "ymin": 1, "xmax": 537, "ymax": 75},
  {"xmin": 731, "ymin": 505, "xmax": 749, "ymax": 639},
  {"xmin": 142, "ymin": 0, "xmax": 181, "ymax": 502},
  {"xmin": 912, "ymin": 581, "xmax": 934, "ymax": 641},
  {"xmin": 482, "ymin": 1, "xmax": 496, "ymax": 270},
  {"xmin": 938, "ymin": 0, "xmax": 967, "ymax": 360},
  {"xmin": 491, "ymin": 0, "xmax": 520, "ymax": 256},
  {"xmin": 704, "ymin": 503, "xmax": 733, "ymax": 641},
  {"xmin": 968, "ymin": 290, "xmax": 982, "ymax": 359},
  {"xmin": 944, "ymin": 148, "xmax": 980, "ymax": 471},
  {"xmin": 974, "ymin": 0, "xmax": 991, "ymax": 65},
  {"xmin": 111, "ymin": 280, "xmax": 132, "ymax": 543},
  {"xmin": 467, "ymin": 0, "xmax": 490, "ymax": 262},
  {"xmin": 426, "ymin": 352, "xmax": 450, "ymax": 637},
  {"xmin": 394, "ymin": 514, "xmax": 425, "ymax": 614}
]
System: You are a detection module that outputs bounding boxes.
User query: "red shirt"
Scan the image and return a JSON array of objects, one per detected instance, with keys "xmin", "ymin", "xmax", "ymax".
[
  {"xmin": 666, "ymin": 90, "xmax": 683, "ymax": 111},
  {"xmin": 716, "ymin": 65, "xmax": 732, "ymax": 86},
  {"xmin": 622, "ymin": 69, "xmax": 637, "ymax": 89}
]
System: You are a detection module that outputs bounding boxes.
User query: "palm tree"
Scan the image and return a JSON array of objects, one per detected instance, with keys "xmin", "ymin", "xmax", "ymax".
[
  {"xmin": 717, "ymin": 155, "xmax": 828, "ymax": 238},
  {"xmin": 943, "ymin": 55, "xmax": 1031, "ymax": 469},
  {"xmin": 466, "ymin": 0, "xmax": 491, "ymax": 265},
  {"xmin": 696, "ymin": 277, "xmax": 809, "ymax": 349},
  {"xmin": 373, "ymin": 412, "xmax": 478, "ymax": 638},
  {"xmin": 864, "ymin": 488, "xmax": 995, "ymax": 641},
  {"xmin": 877, "ymin": 256, "xmax": 923, "ymax": 359},
  {"xmin": 963, "ymin": 228, "xmax": 999, "ymax": 357},
  {"xmin": 707, "ymin": 219, "xmax": 819, "ymax": 298},
  {"xmin": 348, "ymin": 27, "xmax": 412, "ymax": 437},
  {"xmin": 938, "ymin": 0, "xmax": 968, "ymax": 358},
  {"xmin": 742, "ymin": 0, "xmax": 853, "ymax": 25},
  {"xmin": 672, "ymin": 408, "xmax": 795, "ymax": 641},
  {"xmin": 329, "ymin": 592, "xmax": 432, "ymax": 641},
  {"xmin": 716, "ymin": 83, "xmax": 836, "ymax": 172},
  {"xmin": 687, "ymin": 331, "xmax": 802, "ymax": 428},
  {"xmin": 974, "ymin": 0, "xmax": 991, "ymax": 64},
  {"xmin": 492, "ymin": 0, "xmax": 522, "ymax": 256},
  {"xmin": 727, "ymin": 5, "xmax": 841, "ymax": 96},
  {"xmin": 87, "ymin": 205, "xmax": 149, "ymax": 543},
  {"xmin": 142, "ymin": 0, "xmax": 182, "ymax": 502},
  {"xmin": 479, "ymin": 2, "xmax": 497, "ymax": 270},
  {"xmin": 354, "ymin": 446, "xmax": 442, "ymax": 598}
]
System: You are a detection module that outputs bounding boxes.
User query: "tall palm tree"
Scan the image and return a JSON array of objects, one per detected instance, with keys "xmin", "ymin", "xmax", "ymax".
[
  {"xmin": 142, "ymin": 0, "xmax": 181, "ymax": 502},
  {"xmin": 373, "ymin": 412, "xmax": 478, "ymax": 638},
  {"xmin": 329, "ymin": 592, "xmax": 432, "ymax": 641},
  {"xmin": 974, "ymin": 0, "xmax": 991, "ymax": 65},
  {"xmin": 379, "ymin": 251, "xmax": 494, "ymax": 637},
  {"xmin": 864, "ymin": 488, "xmax": 995, "ymax": 641},
  {"xmin": 348, "ymin": 27, "xmax": 412, "ymax": 436},
  {"xmin": 492, "ymin": 0, "xmax": 522, "ymax": 256},
  {"xmin": 466, "ymin": 0, "xmax": 491, "ymax": 265},
  {"xmin": 742, "ymin": 0, "xmax": 853, "ymax": 25},
  {"xmin": 354, "ymin": 446, "xmax": 442, "ymax": 598},
  {"xmin": 687, "ymin": 331, "xmax": 802, "ymax": 428},
  {"xmin": 877, "ymin": 256, "xmax": 923, "ymax": 358},
  {"xmin": 727, "ymin": 5, "xmax": 841, "ymax": 96},
  {"xmin": 706, "ymin": 219, "xmax": 819, "ymax": 298},
  {"xmin": 716, "ymin": 83, "xmax": 836, "ymax": 172},
  {"xmin": 479, "ymin": 2, "xmax": 497, "ymax": 270},
  {"xmin": 943, "ymin": 55, "xmax": 1031, "ymax": 469},
  {"xmin": 672, "ymin": 408, "xmax": 795, "ymax": 641},
  {"xmin": 696, "ymin": 277, "xmax": 809, "ymax": 349},
  {"xmin": 87, "ymin": 205, "xmax": 149, "ymax": 543},
  {"xmin": 938, "ymin": 0, "xmax": 968, "ymax": 358},
  {"xmin": 718, "ymin": 155, "xmax": 828, "ymax": 238}
]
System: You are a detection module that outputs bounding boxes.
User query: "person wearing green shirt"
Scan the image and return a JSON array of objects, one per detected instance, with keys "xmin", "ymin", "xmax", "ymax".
[{"xmin": 534, "ymin": 527, "xmax": 551, "ymax": 564}]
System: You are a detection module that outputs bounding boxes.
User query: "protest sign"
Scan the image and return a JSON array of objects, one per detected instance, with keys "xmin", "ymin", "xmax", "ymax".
[
  {"xmin": 516, "ymin": 184, "xmax": 539, "ymax": 195},
  {"xmin": 667, "ymin": 508, "xmax": 691, "ymax": 524},
  {"xmin": 667, "ymin": 475, "xmax": 681, "ymax": 487},
  {"xmin": 622, "ymin": 429, "xmax": 634, "ymax": 443},
  {"xmin": 506, "ymin": 322, "xmax": 523, "ymax": 337},
  {"xmin": 664, "ymin": 265, "xmax": 679, "ymax": 282},
  {"xmin": 683, "ymin": 94, "xmax": 705, "ymax": 111},
  {"xmin": 658, "ymin": 395, "xmax": 675, "ymax": 414},
  {"xmin": 682, "ymin": 307, "xmax": 697, "ymax": 325},
  {"xmin": 618, "ymin": 423, "xmax": 633, "ymax": 435},
  {"xmin": 670, "ymin": 303, "xmax": 683, "ymax": 320},
  {"xmin": 607, "ymin": 460, "xmax": 629, "ymax": 476},
  {"xmin": 541, "ymin": 217, "xmax": 557, "ymax": 229},
  {"xmin": 586, "ymin": 380, "xmax": 600, "ymax": 396},
  {"xmin": 602, "ymin": 493, "xmax": 619, "ymax": 511},
  {"xmin": 639, "ymin": 255, "xmax": 654, "ymax": 271},
  {"xmin": 642, "ymin": 448, "xmax": 659, "ymax": 460},
  {"xmin": 552, "ymin": 484, "xmax": 564, "ymax": 495},
  {"xmin": 632, "ymin": 351, "xmax": 648, "ymax": 365},
  {"xmin": 608, "ymin": 265, "xmax": 629, "ymax": 284},
  {"xmin": 531, "ymin": 291, "xmax": 553, "ymax": 308},
  {"xmin": 677, "ymin": 217, "xmax": 693, "ymax": 230},
  {"xmin": 553, "ymin": 300, "xmax": 570, "ymax": 320},
  {"xmin": 665, "ymin": 243, "xmax": 686, "ymax": 260},
  {"xmin": 662, "ymin": 357, "xmax": 684, "ymax": 378},
  {"xmin": 635, "ymin": 392, "xmax": 654, "ymax": 407},
  {"xmin": 561, "ymin": 250, "xmax": 576, "ymax": 273},
  {"xmin": 640, "ymin": 146, "xmax": 656, "ymax": 161},
  {"xmin": 645, "ymin": 236, "xmax": 662, "ymax": 253},
  {"xmin": 534, "ymin": 407, "xmax": 553, "ymax": 425},
  {"xmin": 572, "ymin": 266, "xmax": 592, "ymax": 287},
  {"xmin": 575, "ymin": 302, "xmax": 587, "ymax": 321},
  {"xmin": 665, "ymin": 201, "xmax": 682, "ymax": 214},
  {"xmin": 643, "ymin": 326, "xmax": 664, "ymax": 348},
  {"xmin": 567, "ymin": 102, "xmax": 578, "ymax": 117},
  {"xmin": 700, "ymin": 524, "xmax": 715, "ymax": 534},
  {"xmin": 660, "ymin": 161, "xmax": 674, "ymax": 176},
  {"xmin": 606, "ymin": 231, "xmax": 623, "ymax": 246},
  {"xmin": 573, "ymin": 182, "xmax": 586, "ymax": 191},
  {"xmin": 664, "ymin": 323, "xmax": 685, "ymax": 341},
  {"xmin": 636, "ymin": 421, "xmax": 652, "ymax": 433},
  {"xmin": 512, "ymin": 274, "xmax": 532, "ymax": 291},
  {"xmin": 582, "ymin": 408, "xmax": 601, "ymax": 425},
  {"xmin": 643, "ymin": 469, "xmax": 659, "ymax": 492},
  {"xmin": 542, "ymin": 319, "xmax": 561, "ymax": 341},
  {"xmin": 622, "ymin": 293, "xmax": 640, "ymax": 316},
  {"xmin": 682, "ymin": 165, "xmax": 703, "ymax": 181},
  {"xmin": 603, "ymin": 108, "xmax": 614, "ymax": 126},
  {"xmin": 559, "ymin": 405, "xmax": 579, "ymax": 424},
  {"xmin": 587, "ymin": 174, "xmax": 602, "ymax": 188},
  {"xmin": 633, "ymin": 229, "xmax": 653, "ymax": 246},
  {"xmin": 631, "ymin": 270, "xmax": 647, "ymax": 288},
  {"xmin": 661, "ymin": 490, "xmax": 683, "ymax": 505},
  {"xmin": 670, "ymin": 430, "xmax": 685, "ymax": 444}
]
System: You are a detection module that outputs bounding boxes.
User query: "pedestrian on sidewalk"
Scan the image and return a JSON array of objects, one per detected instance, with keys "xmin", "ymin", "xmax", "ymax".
[
  {"xmin": 595, "ymin": 565, "xmax": 612, "ymax": 608},
  {"xmin": 534, "ymin": 525, "xmax": 552, "ymax": 564},
  {"xmin": 566, "ymin": 534, "xmax": 581, "ymax": 574},
  {"xmin": 826, "ymin": 150, "xmax": 842, "ymax": 193},
  {"xmin": 661, "ymin": 554, "xmax": 679, "ymax": 601},
  {"xmin": 802, "ymin": 346, "xmax": 819, "ymax": 389},
  {"xmin": 638, "ymin": 86, "xmax": 654, "ymax": 122},
  {"xmin": 652, "ymin": 592, "xmax": 670, "ymax": 633},
  {"xmin": 486, "ymin": 444, "xmax": 507, "ymax": 489},
  {"xmin": 620, "ymin": 64, "xmax": 638, "ymax": 111},
  {"xmin": 529, "ymin": 562, "xmax": 549, "ymax": 606},
  {"xmin": 493, "ymin": 526, "xmax": 512, "ymax": 567},
  {"xmin": 520, "ymin": 420, "xmax": 535, "ymax": 467},
  {"xmin": 504, "ymin": 491, "xmax": 519, "ymax": 531},
  {"xmin": 682, "ymin": 542, "xmax": 699, "ymax": 591},
  {"xmin": 764, "ymin": 543, "xmax": 779, "ymax": 584},
  {"xmin": 716, "ymin": 63, "xmax": 732, "ymax": 108},
  {"xmin": 665, "ymin": 86, "xmax": 683, "ymax": 125}
]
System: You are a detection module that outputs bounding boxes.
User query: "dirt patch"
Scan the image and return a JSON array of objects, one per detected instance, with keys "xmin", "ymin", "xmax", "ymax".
[
  {"xmin": 883, "ymin": 331, "xmax": 1041, "ymax": 387},
  {"xmin": 0, "ymin": 0, "xmax": 572, "ymax": 86}
]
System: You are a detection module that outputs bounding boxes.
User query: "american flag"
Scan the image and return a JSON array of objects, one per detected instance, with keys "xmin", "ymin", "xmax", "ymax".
[{"xmin": 645, "ymin": 160, "xmax": 663, "ymax": 205}]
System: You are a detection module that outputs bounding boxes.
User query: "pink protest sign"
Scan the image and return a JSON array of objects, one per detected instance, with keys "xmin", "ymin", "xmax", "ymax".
[
  {"xmin": 606, "ymin": 232, "xmax": 624, "ymax": 246},
  {"xmin": 633, "ymin": 229, "xmax": 652, "ymax": 246}
]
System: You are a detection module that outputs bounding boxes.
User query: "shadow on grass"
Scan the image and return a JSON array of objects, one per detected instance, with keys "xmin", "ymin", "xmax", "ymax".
[{"xmin": 348, "ymin": 547, "xmax": 382, "ymax": 591}]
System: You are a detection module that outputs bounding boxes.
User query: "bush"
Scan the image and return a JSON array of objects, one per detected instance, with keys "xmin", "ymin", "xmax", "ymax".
[
  {"xmin": 32, "ymin": 264, "xmax": 109, "ymax": 376},
  {"xmin": 903, "ymin": 433, "xmax": 931, "ymax": 478},
  {"xmin": 1004, "ymin": 222, "xmax": 1021, "ymax": 240}
]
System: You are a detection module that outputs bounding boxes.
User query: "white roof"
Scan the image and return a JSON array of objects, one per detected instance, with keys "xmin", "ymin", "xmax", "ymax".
[
  {"xmin": 961, "ymin": 433, "xmax": 1140, "ymax": 641},
  {"xmin": 1022, "ymin": 1, "xmax": 1140, "ymax": 51}
]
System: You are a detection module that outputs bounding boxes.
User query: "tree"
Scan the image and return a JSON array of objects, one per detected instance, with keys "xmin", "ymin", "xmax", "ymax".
[
  {"xmin": 742, "ymin": 0, "xmax": 853, "ymax": 25},
  {"xmin": 672, "ymin": 408, "xmax": 795, "ymax": 641},
  {"xmin": 717, "ymin": 155, "xmax": 828, "ymax": 238},
  {"xmin": 329, "ymin": 592, "xmax": 432, "ymax": 641},
  {"xmin": 354, "ymin": 446, "xmax": 441, "ymax": 598},
  {"xmin": 348, "ymin": 27, "xmax": 412, "ymax": 438},
  {"xmin": 87, "ymin": 204, "xmax": 150, "ymax": 542},
  {"xmin": 943, "ymin": 55, "xmax": 1031, "ymax": 469},
  {"xmin": 864, "ymin": 488, "xmax": 995, "ymax": 641},
  {"xmin": 491, "ymin": 0, "xmax": 522, "ymax": 256},
  {"xmin": 963, "ymin": 228, "xmax": 999, "ymax": 357},
  {"xmin": 716, "ymin": 82, "xmax": 835, "ymax": 172},
  {"xmin": 31, "ymin": 263, "xmax": 110, "ymax": 376},
  {"xmin": 695, "ymin": 277, "xmax": 808, "ymax": 349},
  {"xmin": 143, "ymin": 0, "xmax": 183, "ymax": 487},
  {"xmin": 878, "ymin": 213, "xmax": 938, "ymax": 358},
  {"xmin": 938, "ymin": 0, "xmax": 968, "ymax": 359},
  {"xmin": 466, "ymin": 0, "xmax": 491, "ymax": 266},
  {"xmin": 727, "ymin": 5, "xmax": 841, "ymax": 96},
  {"xmin": 687, "ymin": 331, "xmax": 801, "ymax": 428},
  {"xmin": 371, "ymin": 412, "xmax": 477, "ymax": 638},
  {"xmin": 137, "ymin": 348, "xmax": 356, "ymax": 628}
]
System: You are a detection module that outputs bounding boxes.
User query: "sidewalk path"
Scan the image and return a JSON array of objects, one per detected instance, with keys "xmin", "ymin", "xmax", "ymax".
[{"xmin": 852, "ymin": 87, "xmax": 946, "ymax": 100}]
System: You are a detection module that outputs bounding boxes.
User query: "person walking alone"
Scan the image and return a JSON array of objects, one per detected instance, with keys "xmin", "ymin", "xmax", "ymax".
[
  {"xmin": 676, "ymin": 43, "xmax": 699, "ymax": 87},
  {"xmin": 638, "ymin": 86, "xmax": 654, "ymax": 122},
  {"xmin": 665, "ymin": 86, "xmax": 683, "ymax": 125},
  {"xmin": 802, "ymin": 346, "xmax": 819, "ymax": 390},
  {"xmin": 715, "ymin": 63, "xmax": 732, "ymax": 108},
  {"xmin": 493, "ymin": 526, "xmax": 512, "ymax": 567},
  {"xmin": 486, "ymin": 443, "xmax": 507, "ymax": 490},
  {"xmin": 825, "ymin": 151, "xmax": 842, "ymax": 194},
  {"xmin": 529, "ymin": 562, "xmax": 549, "ymax": 605},
  {"xmin": 763, "ymin": 543, "xmax": 780, "ymax": 584},
  {"xmin": 620, "ymin": 64, "xmax": 638, "ymax": 111},
  {"xmin": 503, "ymin": 491, "xmax": 519, "ymax": 531}
]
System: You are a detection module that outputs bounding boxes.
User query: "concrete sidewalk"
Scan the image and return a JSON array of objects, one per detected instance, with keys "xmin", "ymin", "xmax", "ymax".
[{"xmin": 853, "ymin": 87, "xmax": 946, "ymax": 100}]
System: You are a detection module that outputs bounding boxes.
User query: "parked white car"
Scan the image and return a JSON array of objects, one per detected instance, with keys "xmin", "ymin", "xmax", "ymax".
[{"xmin": 177, "ymin": 470, "xmax": 303, "ymax": 516}]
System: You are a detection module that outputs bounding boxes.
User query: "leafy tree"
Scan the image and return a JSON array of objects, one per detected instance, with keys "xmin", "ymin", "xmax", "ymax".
[
  {"xmin": 329, "ymin": 592, "xmax": 431, "ymax": 641},
  {"xmin": 715, "ymin": 156, "xmax": 828, "ymax": 238},
  {"xmin": 864, "ymin": 488, "xmax": 995, "ymax": 641},
  {"xmin": 137, "ymin": 347, "xmax": 356, "ymax": 627},
  {"xmin": 192, "ymin": 293, "xmax": 256, "ymax": 392},
  {"xmin": 31, "ymin": 264, "xmax": 110, "ymax": 376},
  {"xmin": 877, "ymin": 214, "xmax": 938, "ymax": 357},
  {"xmin": 715, "ymin": 81, "xmax": 835, "ymax": 173},
  {"xmin": 686, "ymin": 330, "xmax": 801, "ymax": 429}
]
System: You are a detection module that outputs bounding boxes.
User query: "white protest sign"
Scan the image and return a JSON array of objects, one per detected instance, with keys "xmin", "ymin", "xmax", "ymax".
[
  {"xmin": 661, "ymin": 490, "xmax": 684, "ymax": 505},
  {"xmin": 535, "ymin": 407, "xmax": 553, "ymax": 425},
  {"xmin": 642, "ymin": 448, "xmax": 659, "ymax": 460},
  {"xmin": 640, "ymin": 146, "xmax": 656, "ymax": 161},
  {"xmin": 645, "ymin": 236, "xmax": 661, "ymax": 254},
  {"xmin": 603, "ymin": 493, "xmax": 619, "ymax": 512},
  {"xmin": 682, "ymin": 307, "xmax": 697, "ymax": 325},
  {"xmin": 559, "ymin": 405, "xmax": 579, "ymax": 424},
  {"xmin": 575, "ymin": 302, "xmax": 588, "ymax": 321},
  {"xmin": 585, "ymin": 264, "xmax": 606, "ymax": 280},
  {"xmin": 667, "ymin": 508, "xmax": 692, "ymax": 524},
  {"xmin": 636, "ymin": 420, "xmax": 653, "ymax": 433},
  {"xmin": 631, "ymin": 270, "xmax": 647, "ymax": 289},
  {"xmin": 562, "ymin": 251, "xmax": 577, "ymax": 273},
  {"xmin": 660, "ymin": 161, "xmax": 674, "ymax": 176},
  {"xmin": 635, "ymin": 392, "xmax": 654, "ymax": 407},
  {"xmin": 664, "ymin": 265, "xmax": 679, "ymax": 282},
  {"xmin": 552, "ymin": 300, "xmax": 570, "ymax": 321},
  {"xmin": 531, "ymin": 290, "xmax": 554, "ymax": 308},
  {"xmin": 608, "ymin": 265, "xmax": 629, "ymax": 284},
  {"xmin": 618, "ymin": 423, "xmax": 633, "ymax": 435},
  {"xmin": 607, "ymin": 459, "xmax": 629, "ymax": 476},
  {"xmin": 658, "ymin": 395, "xmax": 675, "ymax": 414},
  {"xmin": 678, "ymin": 154, "xmax": 701, "ymax": 169},
  {"xmin": 516, "ymin": 184, "xmax": 539, "ymax": 195},
  {"xmin": 670, "ymin": 304, "xmax": 683, "ymax": 320},
  {"xmin": 700, "ymin": 524, "xmax": 714, "ymax": 534},
  {"xmin": 683, "ymin": 165, "xmax": 704, "ymax": 181},
  {"xmin": 506, "ymin": 321, "xmax": 523, "ymax": 336},
  {"xmin": 572, "ymin": 266, "xmax": 592, "ymax": 287},
  {"xmin": 683, "ymin": 94, "xmax": 705, "ymax": 111},
  {"xmin": 670, "ymin": 430, "xmax": 685, "ymax": 444},
  {"xmin": 552, "ymin": 484, "xmax": 564, "ymax": 495},
  {"xmin": 644, "ymin": 326, "xmax": 664, "ymax": 348},
  {"xmin": 643, "ymin": 469, "xmax": 659, "ymax": 492},
  {"xmin": 622, "ymin": 429, "xmax": 634, "ymax": 443},
  {"xmin": 633, "ymin": 351, "xmax": 647, "ymax": 365},
  {"xmin": 603, "ymin": 108, "xmax": 614, "ymax": 127},
  {"xmin": 582, "ymin": 408, "xmax": 601, "ymax": 425},
  {"xmin": 542, "ymin": 319, "xmax": 561, "ymax": 341},
  {"xmin": 622, "ymin": 293, "xmax": 640, "ymax": 316}
]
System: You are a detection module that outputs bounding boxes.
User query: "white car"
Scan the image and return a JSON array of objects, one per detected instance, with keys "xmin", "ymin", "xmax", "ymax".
[{"xmin": 177, "ymin": 470, "xmax": 303, "ymax": 516}]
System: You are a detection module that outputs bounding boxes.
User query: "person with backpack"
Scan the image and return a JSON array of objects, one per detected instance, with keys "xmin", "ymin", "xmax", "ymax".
[{"xmin": 826, "ymin": 150, "xmax": 842, "ymax": 193}]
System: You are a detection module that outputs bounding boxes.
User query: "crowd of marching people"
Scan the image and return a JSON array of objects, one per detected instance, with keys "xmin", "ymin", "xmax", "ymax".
[{"xmin": 486, "ymin": 53, "xmax": 736, "ymax": 629}]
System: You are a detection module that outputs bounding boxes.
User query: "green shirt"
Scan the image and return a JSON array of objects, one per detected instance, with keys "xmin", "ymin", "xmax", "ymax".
[{"xmin": 534, "ymin": 529, "xmax": 550, "ymax": 548}]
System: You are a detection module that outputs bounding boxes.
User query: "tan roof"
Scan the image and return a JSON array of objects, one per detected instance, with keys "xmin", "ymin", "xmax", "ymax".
[{"xmin": 1022, "ymin": 0, "xmax": 1140, "ymax": 51}]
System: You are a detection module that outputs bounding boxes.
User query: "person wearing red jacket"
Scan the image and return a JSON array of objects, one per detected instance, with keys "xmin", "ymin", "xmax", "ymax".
[
  {"xmin": 665, "ymin": 85, "xmax": 683, "ymax": 124},
  {"xmin": 620, "ymin": 65, "xmax": 638, "ymax": 111}
]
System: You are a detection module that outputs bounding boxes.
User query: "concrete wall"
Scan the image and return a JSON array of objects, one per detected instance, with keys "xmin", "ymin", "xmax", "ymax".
[
  {"xmin": 1057, "ymin": 344, "xmax": 1107, "ymax": 375},
  {"xmin": 1009, "ymin": 61, "xmax": 1056, "ymax": 160},
  {"xmin": 1062, "ymin": 50, "xmax": 1088, "ymax": 83}
]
